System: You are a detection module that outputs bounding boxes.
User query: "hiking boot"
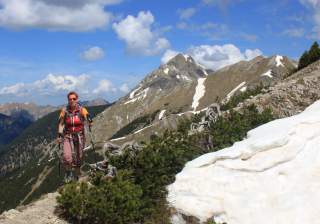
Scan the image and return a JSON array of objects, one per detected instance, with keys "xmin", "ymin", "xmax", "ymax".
[{"xmin": 64, "ymin": 171, "xmax": 75, "ymax": 183}]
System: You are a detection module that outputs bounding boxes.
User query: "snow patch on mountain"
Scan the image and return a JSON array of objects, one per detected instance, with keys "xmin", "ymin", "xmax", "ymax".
[
  {"xmin": 129, "ymin": 86, "xmax": 142, "ymax": 99},
  {"xmin": 183, "ymin": 54, "xmax": 191, "ymax": 61},
  {"xmin": 192, "ymin": 78, "xmax": 206, "ymax": 111},
  {"xmin": 225, "ymin": 82, "xmax": 246, "ymax": 101},
  {"xmin": 202, "ymin": 69, "xmax": 209, "ymax": 76},
  {"xmin": 168, "ymin": 100, "xmax": 320, "ymax": 224},
  {"xmin": 275, "ymin": 55, "xmax": 284, "ymax": 67},
  {"xmin": 133, "ymin": 124, "xmax": 153, "ymax": 134},
  {"xmin": 159, "ymin": 110, "xmax": 166, "ymax": 120},
  {"xmin": 177, "ymin": 107, "xmax": 208, "ymax": 116},
  {"xmin": 125, "ymin": 88, "xmax": 149, "ymax": 104},
  {"xmin": 240, "ymin": 86, "xmax": 247, "ymax": 92},
  {"xmin": 110, "ymin": 136, "xmax": 126, "ymax": 141},
  {"xmin": 164, "ymin": 68, "xmax": 169, "ymax": 74},
  {"xmin": 261, "ymin": 70, "xmax": 273, "ymax": 78},
  {"xmin": 176, "ymin": 75, "xmax": 192, "ymax": 82}
]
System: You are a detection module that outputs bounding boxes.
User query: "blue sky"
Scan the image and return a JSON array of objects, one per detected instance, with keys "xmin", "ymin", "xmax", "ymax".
[{"xmin": 0, "ymin": 0, "xmax": 317, "ymax": 105}]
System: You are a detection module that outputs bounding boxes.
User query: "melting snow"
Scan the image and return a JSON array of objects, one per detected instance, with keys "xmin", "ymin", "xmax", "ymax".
[
  {"xmin": 159, "ymin": 110, "xmax": 166, "ymax": 120},
  {"xmin": 225, "ymin": 82, "xmax": 246, "ymax": 101},
  {"xmin": 202, "ymin": 69, "xmax": 209, "ymax": 76},
  {"xmin": 192, "ymin": 78, "xmax": 206, "ymax": 111},
  {"xmin": 275, "ymin": 55, "xmax": 284, "ymax": 67},
  {"xmin": 183, "ymin": 54, "xmax": 190, "ymax": 61},
  {"xmin": 133, "ymin": 124, "xmax": 153, "ymax": 134},
  {"xmin": 177, "ymin": 107, "xmax": 208, "ymax": 116},
  {"xmin": 176, "ymin": 75, "xmax": 192, "ymax": 82},
  {"xmin": 261, "ymin": 70, "xmax": 273, "ymax": 78},
  {"xmin": 110, "ymin": 136, "xmax": 126, "ymax": 141},
  {"xmin": 240, "ymin": 86, "xmax": 247, "ymax": 92},
  {"xmin": 129, "ymin": 86, "xmax": 142, "ymax": 99},
  {"xmin": 125, "ymin": 88, "xmax": 149, "ymax": 104},
  {"xmin": 168, "ymin": 100, "xmax": 320, "ymax": 224}
]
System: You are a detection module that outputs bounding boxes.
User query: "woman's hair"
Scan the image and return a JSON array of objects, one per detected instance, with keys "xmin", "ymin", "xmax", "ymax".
[{"xmin": 67, "ymin": 91, "xmax": 78, "ymax": 99}]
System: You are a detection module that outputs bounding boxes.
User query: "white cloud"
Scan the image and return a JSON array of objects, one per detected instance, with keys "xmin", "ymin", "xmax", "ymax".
[
  {"xmin": 282, "ymin": 28, "xmax": 305, "ymax": 37},
  {"xmin": 244, "ymin": 49, "xmax": 263, "ymax": 60},
  {"xmin": 93, "ymin": 79, "xmax": 116, "ymax": 94},
  {"xmin": 300, "ymin": 0, "xmax": 320, "ymax": 38},
  {"xmin": 187, "ymin": 44, "xmax": 263, "ymax": 70},
  {"xmin": 0, "ymin": 73, "xmax": 90, "ymax": 96},
  {"xmin": 81, "ymin": 46, "xmax": 105, "ymax": 61},
  {"xmin": 112, "ymin": 11, "xmax": 170, "ymax": 56},
  {"xmin": 161, "ymin": 49, "xmax": 180, "ymax": 64},
  {"xmin": 0, "ymin": 0, "xmax": 121, "ymax": 31},
  {"xmin": 177, "ymin": 8, "xmax": 197, "ymax": 20},
  {"xmin": 0, "ymin": 83, "xmax": 27, "ymax": 96},
  {"xmin": 119, "ymin": 83, "xmax": 130, "ymax": 93}
]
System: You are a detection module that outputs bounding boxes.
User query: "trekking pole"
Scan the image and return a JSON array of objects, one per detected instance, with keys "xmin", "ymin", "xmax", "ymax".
[{"xmin": 57, "ymin": 142, "xmax": 61, "ymax": 177}]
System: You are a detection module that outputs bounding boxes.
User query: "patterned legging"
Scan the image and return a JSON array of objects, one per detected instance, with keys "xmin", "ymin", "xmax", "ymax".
[{"xmin": 63, "ymin": 133, "xmax": 85, "ymax": 167}]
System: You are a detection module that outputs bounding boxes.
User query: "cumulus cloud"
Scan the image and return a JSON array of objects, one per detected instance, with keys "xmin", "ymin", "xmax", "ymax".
[
  {"xmin": 300, "ymin": 0, "xmax": 320, "ymax": 38},
  {"xmin": 119, "ymin": 83, "xmax": 130, "ymax": 93},
  {"xmin": 244, "ymin": 49, "xmax": 263, "ymax": 60},
  {"xmin": 0, "ymin": 83, "xmax": 27, "ymax": 96},
  {"xmin": 0, "ymin": 0, "xmax": 121, "ymax": 31},
  {"xmin": 187, "ymin": 44, "xmax": 263, "ymax": 70},
  {"xmin": 112, "ymin": 11, "xmax": 170, "ymax": 56},
  {"xmin": 161, "ymin": 49, "xmax": 180, "ymax": 64},
  {"xmin": 93, "ymin": 79, "xmax": 116, "ymax": 94},
  {"xmin": 81, "ymin": 46, "xmax": 105, "ymax": 61},
  {"xmin": 0, "ymin": 73, "xmax": 90, "ymax": 97},
  {"xmin": 177, "ymin": 8, "xmax": 197, "ymax": 20}
]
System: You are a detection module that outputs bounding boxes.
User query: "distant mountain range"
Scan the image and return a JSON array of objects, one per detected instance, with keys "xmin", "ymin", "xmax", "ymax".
[
  {"xmin": 0, "ymin": 98, "xmax": 109, "ymax": 146},
  {"xmin": 0, "ymin": 113, "xmax": 33, "ymax": 145},
  {"xmin": 0, "ymin": 98, "xmax": 109, "ymax": 121}
]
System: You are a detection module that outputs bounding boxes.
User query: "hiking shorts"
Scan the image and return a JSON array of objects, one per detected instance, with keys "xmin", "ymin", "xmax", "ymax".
[{"xmin": 63, "ymin": 133, "xmax": 85, "ymax": 167}]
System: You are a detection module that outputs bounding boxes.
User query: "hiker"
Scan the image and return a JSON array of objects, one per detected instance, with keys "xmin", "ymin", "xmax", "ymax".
[{"xmin": 57, "ymin": 91, "xmax": 92, "ymax": 182}]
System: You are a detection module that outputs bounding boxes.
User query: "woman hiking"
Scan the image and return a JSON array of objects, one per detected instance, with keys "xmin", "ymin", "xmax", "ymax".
[{"xmin": 57, "ymin": 91, "xmax": 92, "ymax": 182}]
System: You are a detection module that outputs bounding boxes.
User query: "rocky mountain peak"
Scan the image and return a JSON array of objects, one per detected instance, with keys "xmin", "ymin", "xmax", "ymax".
[{"xmin": 137, "ymin": 54, "xmax": 207, "ymax": 90}]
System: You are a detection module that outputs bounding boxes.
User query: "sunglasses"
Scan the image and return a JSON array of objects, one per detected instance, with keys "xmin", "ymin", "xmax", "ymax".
[{"xmin": 68, "ymin": 98, "xmax": 77, "ymax": 101}]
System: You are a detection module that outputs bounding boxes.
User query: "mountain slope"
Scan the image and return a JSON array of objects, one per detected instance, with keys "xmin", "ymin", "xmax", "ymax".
[
  {"xmin": 0, "ymin": 113, "xmax": 33, "ymax": 145},
  {"xmin": 93, "ymin": 54, "xmax": 209, "ymax": 143},
  {"xmin": 0, "ymin": 103, "xmax": 57, "ymax": 121},
  {"xmin": 198, "ymin": 55, "xmax": 296, "ymax": 109},
  {"xmin": 93, "ymin": 54, "xmax": 296, "ymax": 146}
]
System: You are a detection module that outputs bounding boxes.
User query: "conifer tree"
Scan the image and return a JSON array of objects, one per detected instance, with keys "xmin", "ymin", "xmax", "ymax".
[
  {"xmin": 298, "ymin": 51, "xmax": 310, "ymax": 70},
  {"xmin": 308, "ymin": 41, "xmax": 320, "ymax": 64},
  {"xmin": 298, "ymin": 42, "xmax": 320, "ymax": 70}
]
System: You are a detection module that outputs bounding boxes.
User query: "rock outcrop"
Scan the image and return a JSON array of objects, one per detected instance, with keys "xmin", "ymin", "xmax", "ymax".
[
  {"xmin": 236, "ymin": 59, "xmax": 320, "ymax": 118},
  {"xmin": 0, "ymin": 193, "xmax": 67, "ymax": 224}
]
